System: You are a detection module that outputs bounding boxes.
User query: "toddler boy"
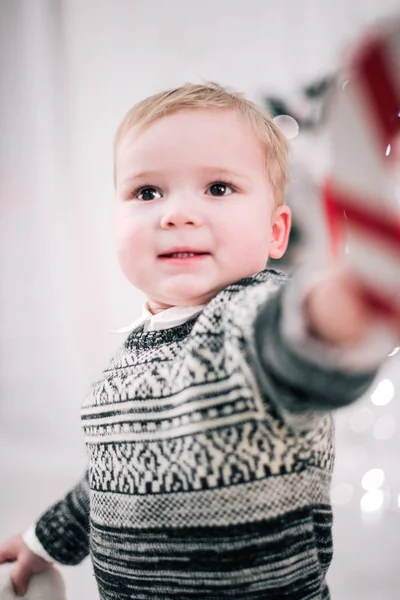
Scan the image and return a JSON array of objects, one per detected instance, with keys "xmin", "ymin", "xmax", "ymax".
[{"xmin": 0, "ymin": 83, "xmax": 396, "ymax": 599}]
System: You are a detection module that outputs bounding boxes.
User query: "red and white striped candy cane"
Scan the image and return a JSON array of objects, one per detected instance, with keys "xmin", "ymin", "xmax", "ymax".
[{"xmin": 324, "ymin": 19, "xmax": 400, "ymax": 317}]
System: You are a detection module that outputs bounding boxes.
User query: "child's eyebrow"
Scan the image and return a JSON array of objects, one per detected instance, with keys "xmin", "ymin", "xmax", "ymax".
[
  {"xmin": 121, "ymin": 170, "xmax": 160, "ymax": 184},
  {"xmin": 118, "ymin": 171, "xmax": 161, "ymax": 192},
  {"xmin": 198, "ymin": 167, "xmax": 251, "ymax": 182}
]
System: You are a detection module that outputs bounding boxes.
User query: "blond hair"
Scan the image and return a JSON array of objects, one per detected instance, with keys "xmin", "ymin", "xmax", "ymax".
[{"xmin": 114, "ymin": 82, "xmax": 289, "ymax": 205}]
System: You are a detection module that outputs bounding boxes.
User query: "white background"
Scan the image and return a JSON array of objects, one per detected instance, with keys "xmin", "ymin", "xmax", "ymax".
[{"xmin": 1, "ymin": 1, "xmax": 400, "ymax": 598}]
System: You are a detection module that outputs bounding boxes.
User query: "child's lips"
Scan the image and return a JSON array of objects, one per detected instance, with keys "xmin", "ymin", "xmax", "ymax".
[
  {"xmin": 157, "ymin": 251, "xmax": 211, "ymax": 264},
  {"xmin": 158, "ymin": 246, "xmax": 210, "ymax": 256}
]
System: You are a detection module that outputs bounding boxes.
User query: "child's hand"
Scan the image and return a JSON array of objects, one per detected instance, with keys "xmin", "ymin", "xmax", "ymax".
[
  {"xmin": 305, "ymin": 267, "xmax": 399, "ymax": 346},
  {"xmin": 0, "ymin": 535, "xmax": 52, "ymax": 596}
]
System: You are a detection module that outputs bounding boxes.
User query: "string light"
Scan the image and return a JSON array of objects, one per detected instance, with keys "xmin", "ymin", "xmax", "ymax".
[
  {"xmin": 370, "ymin": 379, "xmax": 395, "ymax": 406},
  {"xmin": 360, "ymin": 490, "xmax": 384, "ymax": 512},
  {"xmin": 361, "ymin": 468, "xmax": 385, "ymax": 491},
  {"xmin": 388, "ymin": 347, "xmax": 399, "ymax": 357}
]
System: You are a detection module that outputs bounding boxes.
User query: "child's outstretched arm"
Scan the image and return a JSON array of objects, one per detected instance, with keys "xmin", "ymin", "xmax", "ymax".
[
  {"xmin": 252, "ymin": 267, "xmax": 396, "ymax": 417},
  {"xmin": 0, "ymin": 470, "xmax": 90, "ymax": 596}
]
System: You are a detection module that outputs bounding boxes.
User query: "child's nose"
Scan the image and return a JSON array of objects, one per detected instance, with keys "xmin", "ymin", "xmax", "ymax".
[{"xmin": 160, "ymin": 200, "xmax": 203, "ymax": 229}]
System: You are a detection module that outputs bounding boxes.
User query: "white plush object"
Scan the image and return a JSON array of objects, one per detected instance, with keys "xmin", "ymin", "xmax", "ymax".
[{"xmin": 0, "ymin": 564, "xmax": 66, "ymax": 600}]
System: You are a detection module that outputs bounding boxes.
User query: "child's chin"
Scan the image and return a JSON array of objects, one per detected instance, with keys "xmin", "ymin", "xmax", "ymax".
[{"xmin": 161, "ymin": 281, "xmax": 216, "ymax": 306}]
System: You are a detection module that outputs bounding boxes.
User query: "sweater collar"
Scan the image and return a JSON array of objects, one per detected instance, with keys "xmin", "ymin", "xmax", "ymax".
[{"xmin": 112, "ymin": 303, "xmax": 206, "ymax": 335}]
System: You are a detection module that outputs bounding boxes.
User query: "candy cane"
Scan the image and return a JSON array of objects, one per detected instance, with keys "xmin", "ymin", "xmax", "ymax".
[{"xmin": 324, "ymin": 19, "xmax": 400, "ymax": 317}]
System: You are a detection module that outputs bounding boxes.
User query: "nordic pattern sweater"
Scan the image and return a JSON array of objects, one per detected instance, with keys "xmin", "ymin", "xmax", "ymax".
[{"xmin": 34, "ymin": 269, "xmax": 376, "ymax": 599}]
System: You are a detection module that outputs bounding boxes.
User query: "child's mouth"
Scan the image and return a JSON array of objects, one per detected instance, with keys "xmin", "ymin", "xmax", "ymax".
[{"xmin": 158, "ymin": 251, "xmax": 210, "ymax": 263}]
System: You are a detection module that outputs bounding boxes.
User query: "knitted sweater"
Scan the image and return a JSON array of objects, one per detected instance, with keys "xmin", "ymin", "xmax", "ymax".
[{"xmin": 34, "ymin": 269, "xmax": 377, "ymax": 599}]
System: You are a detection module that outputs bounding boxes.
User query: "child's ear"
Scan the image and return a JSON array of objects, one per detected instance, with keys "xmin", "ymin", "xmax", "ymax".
[{"xmin": 268, "ymin": 205, "xmax": 292, "ymax": 259}]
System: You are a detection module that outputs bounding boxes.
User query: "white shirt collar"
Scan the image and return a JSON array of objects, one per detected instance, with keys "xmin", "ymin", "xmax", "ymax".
[{"xmin": 111, "ymin": 304, "xmax": 206, "ymax": 334}]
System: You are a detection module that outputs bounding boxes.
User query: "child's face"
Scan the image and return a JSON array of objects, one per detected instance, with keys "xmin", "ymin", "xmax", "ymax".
[{"xmin": 114, "ymin": 109, "xmax": 291, "ymax": 310}]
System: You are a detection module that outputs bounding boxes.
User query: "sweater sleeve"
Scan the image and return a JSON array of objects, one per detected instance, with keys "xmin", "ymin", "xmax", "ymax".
[
  {"xmin": 249, "ymin": 271, "xmax": 394, "ymax": 418},
  {"xmin": 27, "ymin": 471, "xmax": 90, "ymax": 565}
]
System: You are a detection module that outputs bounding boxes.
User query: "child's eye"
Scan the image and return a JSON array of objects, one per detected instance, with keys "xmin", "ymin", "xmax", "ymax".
[
  {"xmin": 134, "ymin": 186, "xmax": 163, "ymax": 201},
  {"xmin": 206, "ymin": 182, "xmax": 235, "ymax": 197}
]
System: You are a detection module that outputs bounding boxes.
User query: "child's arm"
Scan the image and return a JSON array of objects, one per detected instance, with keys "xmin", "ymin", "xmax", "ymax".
[
  {"xmin": 29, "ymin": 470, "xmax": 90, "ymax": 565},
  {"xmin": 252, "ymin": 268, "xmax": 396, "ymax": 417},
  {"xmin": 0, "ymin": 471, "xmax": 90, "ymax": 596}
]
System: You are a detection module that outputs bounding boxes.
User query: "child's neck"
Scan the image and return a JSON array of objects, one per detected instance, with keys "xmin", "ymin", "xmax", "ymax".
[
  {"xmin": 146, "ymin": 299, "xmax": 207, "ymax": 315},
  {"xmin": 146, "ymin": 300, "xmax": 176, "ymax": 315}
]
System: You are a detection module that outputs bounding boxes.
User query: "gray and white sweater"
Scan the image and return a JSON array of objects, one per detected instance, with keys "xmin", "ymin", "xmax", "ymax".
[{"xmin": 32, "ymin": 269, "xmax": 379, "ymax": 600}]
